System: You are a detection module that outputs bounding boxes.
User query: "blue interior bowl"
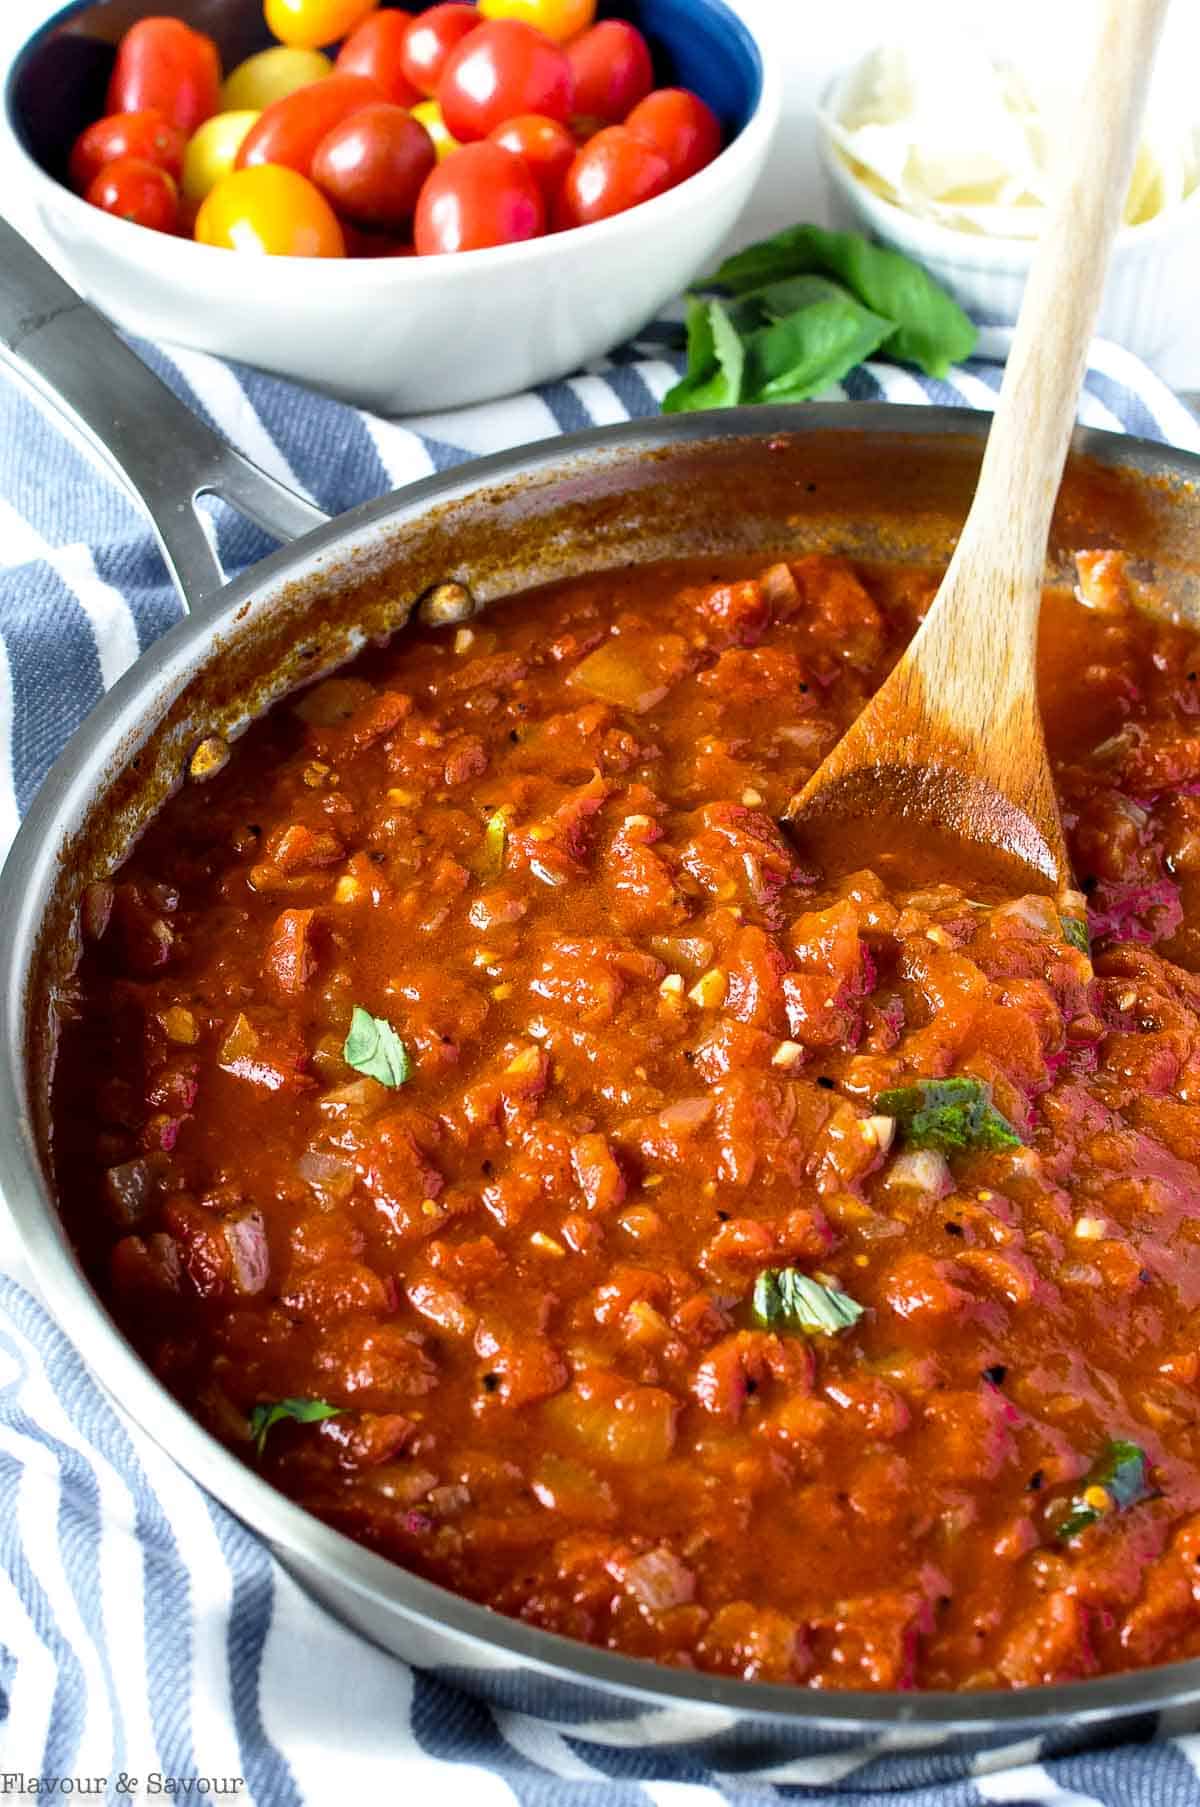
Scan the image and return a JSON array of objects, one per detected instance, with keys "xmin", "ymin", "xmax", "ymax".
[{"xmin": 7, "ymin": 0, "xmax": 764, "ymax": 190}]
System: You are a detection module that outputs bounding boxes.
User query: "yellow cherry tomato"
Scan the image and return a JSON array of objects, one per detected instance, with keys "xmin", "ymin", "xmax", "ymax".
[
  {"xmin": 477, "ymin": 0, "xmax": 596, "ymax": 42},
  {"xmin": 220, "ymin": 46, "xmax": 333, "ymax": 111},
  {"xmin": 195, "ymin": 164, "xmax": 346, "ymax": 256},
  {"xmin": 182, "ymin": 110, "xmax": 261, "ymax": 204},
  {"xmin": 410, "ymin": 100, "xmax": 461, "ymax": 162},
  {"xmin": 263, "ymin": 0, "xmax": 379, "ymax": 53}
]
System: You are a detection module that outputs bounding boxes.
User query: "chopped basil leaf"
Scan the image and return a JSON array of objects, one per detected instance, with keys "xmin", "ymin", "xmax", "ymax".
[
  {"xmin": 1056, "ymin": 1438, "xmax": 1151, "ymax": 1540},
  {"xmin": 752, "ymin": 1267, "xmax": 864, "ymax": 1336},
  {"xmin": 662, "ymin": 298, "xmax": 746, "ymax": 413},
  {"xmin": 705, "ymin": 223, "xmax": 977, "ymax": 378},
  {"xmin": 249, "ymin": 1396, "xmax": 342, "ymax": 1456},
  {"xmin": 877, "ymin": 1077, "xmax": 1021, "ymax": 1155},
  {"xmin": 1061, "ymin": 915, "xmax": 1090, "ymax": 955},
  {"xmin": 343, "ymin": 1006, "xmax": 410, "ymax": 1088}
]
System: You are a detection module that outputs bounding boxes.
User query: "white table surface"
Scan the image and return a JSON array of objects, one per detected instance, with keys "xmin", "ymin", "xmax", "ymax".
[{"xmin": 2, "ymin": 0, "xmax": 1199, "ymax": 383}]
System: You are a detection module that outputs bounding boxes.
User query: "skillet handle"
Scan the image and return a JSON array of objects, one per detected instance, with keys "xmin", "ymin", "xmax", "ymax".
[{"xmin": 0, "ymin": 214, "xmax": 329, "ymax": 612}]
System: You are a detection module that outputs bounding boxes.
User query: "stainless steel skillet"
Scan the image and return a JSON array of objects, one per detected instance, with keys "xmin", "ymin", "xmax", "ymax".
[{"xmin": 5, "ymin": 216, "xmax": 1200, "ymax": 1768}]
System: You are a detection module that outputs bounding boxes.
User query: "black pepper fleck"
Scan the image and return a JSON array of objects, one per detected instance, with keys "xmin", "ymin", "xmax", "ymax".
[
  {"xmin": 817, "ymin": 1076, "xmax": 835, "ymax": 1090},
  {"xmin": 716, "ymin": 1210, "xmax": 730, "ymax": 1221},
  {"xmin": 982, "ymin": 1364, "xmax": 1007, "ymax": 1386},
  {"xmin": 944, "ymin": 1221, "xmax": 964, "ymax": 1238},
  {"xmin": 481, "ymin": 1372, "xmax": 500, "ymax": 1393},
  {"xmin": 1028, "ymin": 1470, "xmax": 1045, "ymax": 1492}
]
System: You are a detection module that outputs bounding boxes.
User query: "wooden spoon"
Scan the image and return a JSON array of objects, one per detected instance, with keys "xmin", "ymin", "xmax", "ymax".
[{"xmin": 787, "ymin": 0, "xmax": 1170, "ymax": 899}]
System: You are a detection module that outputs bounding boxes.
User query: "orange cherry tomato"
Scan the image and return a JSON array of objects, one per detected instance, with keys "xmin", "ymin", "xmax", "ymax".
[
  {"xmin": 195, "ymin": 165, "xmax": 346, "ymax": 256},
  {"xmin": 335, "ymin": 11, "xmax": 421, "ymax": 106},
  {"xmin": 477, "ymin": 0, "xmax": 595, "ymax": 43},
  {"xmin": 263, "ymin": 0, "xmax": 379, "ymax": 53},
  {"xmin": 85, "ymin": 157, "xmax": 180, "ymax": 233},
  {"xmin": 236, "ymin": 73, "xmax": 382, "ymax": 177},
  {"xmin": 438, "ymin": 19, "xmax": 573, "ymax": 142},
  {"xmin": 106, "ymin": 19, "xmax": 221, "ymax": 136},
  {"xmin": 556, "ymin": 124, "xmax": 669, "ymax": 228},
  {"xmin": 415, "ymin": 141, "xmax": 544, "ymax": 252},
  {"xmin": 312, "ymin": 102, "xmax": 436, "ymax": 228},
  {"xmin": 566, "ymin": 21, "xmax": 653, "ymax": 125},
  {"xmin": 626, "ymin": 88, "xmax": 722, "ymax": 187},
  {"xmin": 399, "ymin": 5, "xmax": 480, "ymax": 98},
  {"xmin": 69, "ymin": 110, "xmax": 186, "ymax": 194},
  {"xmin": 488, "ymin": 113, "xmax": 575, "ymax": 203}
]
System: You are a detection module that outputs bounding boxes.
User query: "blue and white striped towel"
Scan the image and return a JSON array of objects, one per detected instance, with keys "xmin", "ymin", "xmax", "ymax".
[{"xmin": 4, "ymin": 319, "xmax": 1200, "ymax": 1807}]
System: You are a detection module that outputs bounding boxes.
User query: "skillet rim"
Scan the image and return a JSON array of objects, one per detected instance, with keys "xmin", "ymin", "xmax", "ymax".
[{"xmin": 5, "ymin": 402, "xmax": 1200, "ymax": 1733}]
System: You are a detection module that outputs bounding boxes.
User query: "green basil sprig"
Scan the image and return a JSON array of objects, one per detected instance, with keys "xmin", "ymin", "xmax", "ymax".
[
  {"xmin": 663, "ymin": 223, "xmax": 977, "ymax": 415},
  {"xmin": 344, "ymin": 1006, "xmax": 411, "ymax": 1088},
  {"xmin": 752, "ymin": 1267, "xmax": 864, "ymax": 1336},
  {"xmin": 877, "ymin": 1077, "xmax": 1020, "ymax": 1155},
  {"xmin": 249, "ymin": 1397, "xmax": 342, "ymax": 1456}
]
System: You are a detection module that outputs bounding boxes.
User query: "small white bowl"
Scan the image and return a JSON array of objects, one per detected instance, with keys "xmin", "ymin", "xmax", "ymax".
[
  {"xmin": 817, "ymin": 80, "xmax": 1200, "ymax": 373},
  {"xmin": 0, "ymin": 3, "xmax": 779, "ymax": 414}
]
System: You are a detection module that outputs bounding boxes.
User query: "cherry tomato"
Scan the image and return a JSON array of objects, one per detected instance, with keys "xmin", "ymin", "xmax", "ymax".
[
  {"xmin": 415, "ymin": 141, "xmax": 544, "ymax": 252},
  {"xmin": 477, "ymin": 0, "xmax": 595, "ymax": 43},
  {"xmin": 106, "ymin": 19, "xmax": 221, "ymax": 136},
  {"xmin": 626, "ymin": 88, "xmax": 721, "ymax": 187},
  {"xmin": 438, "ymin": 20, "xmax": 573, "ymax": 142},
  {"xmin": 220, "ymin": 47, "xmax": 333, "ymax": 112},
  {"xmin": 86, "ymin": 156, "xmax": 179, "ymax": 232},
  {"xmin": 69, "ymin": 110, "xmax": 185, "ymax": 194},
  {"xmin": 195, "ymin": 165, "xmax": 346, "ymax": 256},
  {"xmin": 410, "ymin": 99, "xmax": 461, "ymax": 162},
  {"xmin": 312, "ymin": 103, "xmax": 436, "ymax": 228},
  {"xmin": 399, "ymin": 5, "xmax": 480, "ymax": 98},
  {"xmin": 182, "ymin": 111, "xmax": 261, "ymax": 205},
  {"xmin": 263, "ymin": 0, "xmax": 379, "ymax": 53},
  {"xmin": 335, "ymin": 11, "xmax": 421, "ymax": 106},
  {"xmin": 342, "ymin": 223, "xmax": 416, "ymax": 256},
  {"xmin": 566, "ymin": 21, "xmax": 652, "ymax": 124},
  {"xmin": 237, "ymin": 74, "xmax": 382, "ymax": 178},
  {"xmin": 488, "ymin": 113, "xmax": 575, "ymax": 203},
  {"xmin": 556, "ymin": 124, "xmax": 669, "ymax": 228}
]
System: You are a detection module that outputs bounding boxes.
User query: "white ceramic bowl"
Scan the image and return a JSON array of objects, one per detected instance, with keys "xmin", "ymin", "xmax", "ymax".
[
  {"xmin": 1, "ymin": 3, "xmax": 779, "ymax": 413},
  {"xmin": 817, "ymin": 81, "xmax": 1200, "ymax": 373}
]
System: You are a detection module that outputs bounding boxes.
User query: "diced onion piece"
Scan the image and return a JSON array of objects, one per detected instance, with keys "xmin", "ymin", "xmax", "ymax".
[
  {"xmin": 224, "ymin": 1210, "xmax": 270, "ymax": 1295},
  {"xmin": 570, "ymin": 633, "xmax": 689, "ymax": 714},
  {"xmin": 887, "ymin": 1148, "xmax": 952, "ymax": 1196}
]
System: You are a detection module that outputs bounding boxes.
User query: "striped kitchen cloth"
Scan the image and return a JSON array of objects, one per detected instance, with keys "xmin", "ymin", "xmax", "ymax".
[{"xmin": 3, "ymin": 321, "xmax": 1200, "ymax": 1807}]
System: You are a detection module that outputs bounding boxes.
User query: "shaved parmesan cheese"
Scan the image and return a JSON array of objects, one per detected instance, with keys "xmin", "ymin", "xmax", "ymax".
[{"xmin": 824, "ymin": 34, "xmax": 1200, "ymax": 240}]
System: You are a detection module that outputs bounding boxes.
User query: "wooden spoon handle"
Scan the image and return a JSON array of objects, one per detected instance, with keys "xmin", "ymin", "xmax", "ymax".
[{"xmin": 928, "ymin": 0, "xmax": 1169, "ymax": 671}]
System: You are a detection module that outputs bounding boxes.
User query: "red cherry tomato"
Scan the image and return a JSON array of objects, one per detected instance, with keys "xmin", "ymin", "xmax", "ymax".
[
  {"xmin": 236, "ymin": 73, "xmax": 382, "ymax": 177},
  {"xmin": 69, "ymin": 110, "xmax": 186, "ymax": 193},
  {"xmin": 106, "ymin": 19, "xmax": 221, "ymax": 136},
  {"xmin": 335, "ymin": 12, "xmax": 422, "ymax": 107},
  {"xmin": 556, "ymin": 124, "xmax": 669, "ymax": 228},
  {"xmin": 85, "ymin": 156, "xmax": 180, "ymax": 232},
  {"xmin": 437, "ymin": 20, "xmax": 573, "ymax": 142},
  {"xmin": 626, "ymin": 88, "xmax": 722, "ymax": 187},
  {"xmin": 487, "ymin": 113, "xmax": 575, "ymax": 202},
  {"xmin": 415, "ymin": 141, "xmax": 545, "ymax": 252},
  {"xmin": 312, "ymin": 103, "xmax": 436, "ymax": 228},
  {"xmin": 400, "ymin": 4, "xmax": 480, "ymax": 97},
  {"xmin": 565, "ymin": 21, "xmax": 652, "ymax": 126}
]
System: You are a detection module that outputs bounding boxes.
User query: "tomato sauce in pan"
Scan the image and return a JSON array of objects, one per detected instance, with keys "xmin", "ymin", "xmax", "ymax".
[{"xmin": 51, "ymin": 547, "xmax": 1200, "ymax": 1691}]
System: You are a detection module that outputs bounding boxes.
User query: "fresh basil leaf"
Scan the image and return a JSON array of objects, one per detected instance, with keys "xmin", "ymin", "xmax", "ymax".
[
  {"xmin": 343, "ymin": 1006, "xmax": 410, "ymax": 1088},
  {"xmin": 742, "ymin": 292, "xmax": 894, "ymax": 404},
  {"xmin": 707, "ymin": 224, "xmax": 976, "ymax": 378},
  {"xmin": 662, "ymin": 298, "xmax": 745, "ymax": 413},
  {"xmin": 1061, "ymin": 915, "xmax": 1091, "ymax": 955},
  {"xmin": 876, "ymin": 1076, "xmax": 1021, "ymax": 1154},
  {"xmin": 249, "ymin": 1396, "xmax": 342, "ymax": 1456},
  {"xmin": 1056, "ymin": 1438, "xmax": 1151, "ymax": 1540},
  {"xmin": 752, "ymin": 1267, "xmax": 864, "ymax": 1336}
]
